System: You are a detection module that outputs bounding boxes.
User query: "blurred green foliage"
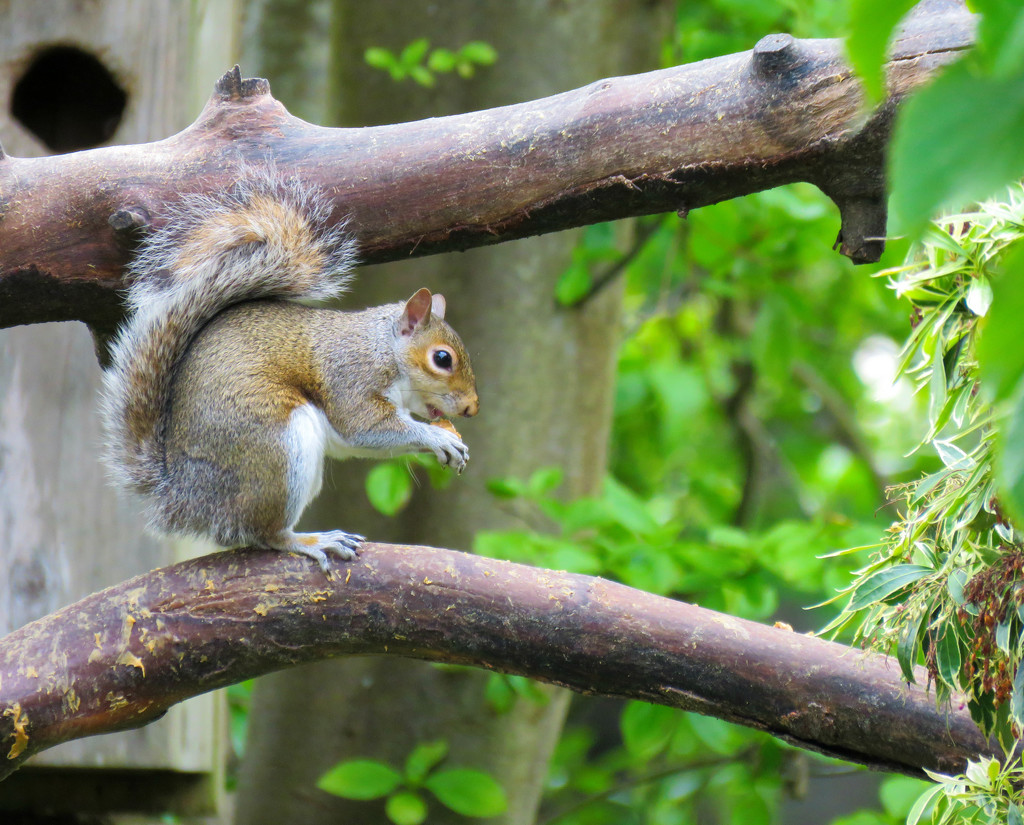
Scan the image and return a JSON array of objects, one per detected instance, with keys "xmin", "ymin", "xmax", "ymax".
[{"xmin": 318, "ymin": 740, "xmax": 508, "ymax": 824}]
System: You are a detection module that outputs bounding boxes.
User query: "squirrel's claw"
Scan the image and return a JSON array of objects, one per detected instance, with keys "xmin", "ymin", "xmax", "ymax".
[{"xmin": 269, "ymin": 529, "xmax": 364, "ymax": 576}]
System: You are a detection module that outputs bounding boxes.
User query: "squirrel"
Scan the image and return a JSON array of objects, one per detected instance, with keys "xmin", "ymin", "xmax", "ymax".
[{"xmin": 101, "ymin": 171, "xmax": 479, "ymax": 574}]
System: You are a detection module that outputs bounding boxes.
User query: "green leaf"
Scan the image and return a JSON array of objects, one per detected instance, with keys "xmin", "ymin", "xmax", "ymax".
[
  {"xmin": 555, "ymin": 263, "xmax": 592, "ymax": 305},
  {"xmin": 459, "ymin": 41, "xmax": 498, "ymax": 66},
  {"xmin": 318, "ymin": 759, "xmax": 403, "ymax": 800},
  {"xmin": 847, "ymin": 565, "xmax": 932, "ymax": 611},
  {"xmin": 427, "ymin": 48, "xmax": 457, "ymax": 73},
  {"xmin": 845, "ymin": 0, "xmax": 916, "ymax": 102},
  {"xmin": 365, "ymin": 47, "xmax": 397, "ymax": 71},
  {"xmin": 484, "ymin": 673, "xmax": 516, "ymax": 713},
  {"xmin": 400, "ymin": 38, "xmax": 431, "ymax": 67},
  {"xmin": 1011, "ymin": 660, "xmax": 1024, "ymax": 727},
  {"xmin": 527, "ymin": 466, "xmax": 564, "ymax": 497},
  {"xmin": 995, "ymin": 378, "xmax": 1024, "ymax": 524},
  {"xmin": 485, "ymin": 476, "xmax": 528, "ymax": 499},
  {"xmin": 935, "ymin": 629, "xmax": 962, "ymax": 687},
  {"xmin": 934, "ymin": 440, "xmax": 973, "ymax": 471},
  {"xmin": 386, "ymin": 791, "xmax": 428, "ymax": 825},
  {"xmin": 977, "ymin": 246, "xmax": 1024, "ymax": 401},
  {"xmin": 996, "ymin": 618, "xmax": 1012, "ymax": 654},
  {"xmin": 929, "ymin": 341, "xmax": 947, "ymax": 430},
  {"xmin": 890, "ymin": 61, "xmax": 1024, "ymax": 236},
  {"xmin": 404, "ymin": 740, "xmax": 449, "ymax": 785},
  {"xmin": 602, "ymin": 476, "xmax": 659, "ymax": 535},
  {"xmin": 366, "ymin": 461, "xmax": 414, "ymax": 516},
  {"xmin": 409, "ymin": 65, "xmax": 436, "ymax": 88},
  {"xmin": 973, "ymin": 0, "xmax": 1024, "ymax": 77},
  {"xmin": 1010, "ymin": 801, "xmax": 1024, "ymax": 825},
  {"xmin": 966, "ymin": 275, "xmax": 994, "ymax": 317},
  {"xmin": 947, "ymin": 567, "xmax": 970, "ymax": 606},
  {"xmin": 879, "ymin": 776, "xmax": 933, "ymax": 818},
  {"xmin": 906, "ymin": 782, "xmax": 945, "ymax": 825},
  {"xmin": 620, "ymin": 701, "xmax": 675, "ymax": 761},
  {"xmin": 549, "ymin": 542, "xmax": 603, "ymax": 575},
  {"xmin": 897, "ymin": 607, "xmax": 926, "ymax": 681},
  {"xmin": 484, "ymin": 674, "xmax": 549, "ymax": 714},
  {"xmin": 424, "ymin": 769, "xmax": 508, "ymax": 818}
]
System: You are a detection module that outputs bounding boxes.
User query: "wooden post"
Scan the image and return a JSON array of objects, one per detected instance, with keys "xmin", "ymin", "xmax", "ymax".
[{"xmin": 0, "ymin": 0, "xmax": 239, "ymax": 816}]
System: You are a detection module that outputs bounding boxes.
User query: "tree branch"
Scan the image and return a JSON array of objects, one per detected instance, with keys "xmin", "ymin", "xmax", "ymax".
[
  {"xmin": 0, "ymin": 1, "xmax": 974, "ymax": 333},
  {"xmin": 0, "ymin": 543, "xmax": 994, "ymax": 782}
]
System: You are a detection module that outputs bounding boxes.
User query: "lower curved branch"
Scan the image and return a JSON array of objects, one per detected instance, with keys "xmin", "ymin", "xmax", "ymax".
[{"xmin": 0, "ymin": 542, "xmax": 993, "ymax": 781}]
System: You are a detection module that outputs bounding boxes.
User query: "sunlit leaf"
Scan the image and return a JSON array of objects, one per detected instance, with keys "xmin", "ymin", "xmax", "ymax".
[
  {"xmin": 318, "ymin": 759, "xmax": 402, "ymax": 800},
  {"xmin": 966, "ymin": 276, "xmax": 994, "ymax": 317},
  {"xmin": 1011, "ymin": 661, "xmax": 1024, "ymax": 728},
  {"xmin": 424, "ymin": 769, "xmax": 507, "ymax": 817},
  {"xmin": 847, "ymin": 565, "xmax": 932, "ymax": 611},
  {"xmin": 906, "ymin": 782, "xmax": 945, "ymax": 825},
  {"xmin": 386, "ymin": 792, "xmax": 428, "ymax": 825},
  {"xmin": 460, "ymin": 41, "xmax": 498, "ymax": 65},
  {"xmin": 995, "ymin": 379, "xmax": 1024, "ymax": 524},
  {"xmin": 366, "ymin": 461, "xmax": 414, "ymax": 516},
  {"xmin": 845, "ymin": 0, "xmax": 916, "ymax": 102},
  {"xmin": 897, "ymin": 607, "xmax": 926, "ymax": 682},
  {"xmin": 935, "ymin": 629, "xmax": 962, "ymax": 687},
  {"xmin": 890, "ymin": 61, "xmax": 1024, "ymax": 236},
  {"xmin": 977, "ymin": 246, "xmax": 1024, "ymax": 400},
  {"xmin": 404, "ymin": 740, "xmax": 448, "ymax": 784}
]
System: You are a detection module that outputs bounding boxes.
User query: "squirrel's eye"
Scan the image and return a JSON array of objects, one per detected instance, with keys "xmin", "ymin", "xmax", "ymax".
[{"xmin": 433, "ymin": 349, "xmax": 453, "ymax": 370}]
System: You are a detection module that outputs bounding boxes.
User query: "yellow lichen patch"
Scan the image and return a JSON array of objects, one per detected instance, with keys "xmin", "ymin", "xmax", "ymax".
[
  {"xmin": 62, "ymin": 688, "xmax": 81, "ymax": 714},
  {"xmin": 264, "ymin": 583, "xmax": 281, "ymax": 593},
  {"xmin": 254, "ymin": 603, "xmax": 268, "ymax": 616},
  {"xmin": 204, "ymin": 580, "xmax": 216, "ymax": 592},
  {"xmin": 345, "ymin": 569, "xmax": 351, "ymax": 584},
  {"xmin": 23, "ymin": 666, "xmax": 38, "ymax": 679},
  {"xmin": 93, "ymin": 633, "xmax": 102, "ymax": 649},
  {"xmin": 4, "ymin": 703, "xmax": 29, "ymax": 760},
  {"xmin": 119, "ymin": 614, "xmax": 137, "ymax": 649},
  {"xmin": 116, "ymin": 650, "xmax": 146, "ymax": 676},
  {"xmin": 106, "ymin": 693, "xmax": 129, "ymax": 711}
]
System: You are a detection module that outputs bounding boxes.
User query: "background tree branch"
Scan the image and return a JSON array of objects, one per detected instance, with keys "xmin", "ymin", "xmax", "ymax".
[
  {"xmin": 0, "ymin": 542, "xmax": 995, "ymax": 783},
  {"xmin": 0, "ymin": 0, "xmax": 973, "ymax": 335}
]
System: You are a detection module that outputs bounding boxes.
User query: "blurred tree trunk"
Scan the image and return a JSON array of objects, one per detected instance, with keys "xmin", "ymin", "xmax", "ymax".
[{"xmin": 234, "ymin": 2, "xmax": 666, "ymax": 823}]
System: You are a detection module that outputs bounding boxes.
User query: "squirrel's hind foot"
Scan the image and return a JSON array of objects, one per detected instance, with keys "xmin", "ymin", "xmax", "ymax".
[{"xmin": 269, "ymin": 529, "xmax": 365, "ymax": 575}]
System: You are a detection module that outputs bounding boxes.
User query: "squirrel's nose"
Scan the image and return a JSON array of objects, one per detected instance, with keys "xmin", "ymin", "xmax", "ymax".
[{"xmin": 460, "ymin": 396, "xmax": 479, "ymax": 417}]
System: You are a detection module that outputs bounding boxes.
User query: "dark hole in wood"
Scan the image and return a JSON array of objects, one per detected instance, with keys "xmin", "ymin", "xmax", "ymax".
[{"xmin": 10, "ymin": 45, "xmax": 127, "ymax": 153}]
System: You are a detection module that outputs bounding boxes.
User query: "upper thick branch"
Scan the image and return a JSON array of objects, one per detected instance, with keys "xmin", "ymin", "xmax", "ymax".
[
  {"xmin": 0, "ymin": 2, "xmax": 974, "ymax": 332},
  {"xmin": 0, "ymin": 542, "xmax": 994, "ymax": 782}
]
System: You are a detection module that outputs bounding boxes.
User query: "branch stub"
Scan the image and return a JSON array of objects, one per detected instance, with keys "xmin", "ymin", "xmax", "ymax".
[
  {"xmin": 752, "ymin": 33, "xmax": 800, "ymax": 77},
  {"xmin": 214, "ymin": 65, "xmax": 271, "ymax": 100}
]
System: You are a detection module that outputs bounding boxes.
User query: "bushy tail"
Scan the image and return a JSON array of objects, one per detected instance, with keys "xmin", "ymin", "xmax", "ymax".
[{"xmin": 101, "ymin": 171, "xmax": 357, "ymax": 494}]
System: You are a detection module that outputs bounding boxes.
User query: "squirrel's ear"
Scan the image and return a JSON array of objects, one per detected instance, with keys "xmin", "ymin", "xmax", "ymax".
[
  {"xmin": 399, "ymin": 288, "xmax": 433, "ymax": 335},
  {"xmin": 431, "ymin": 293, "xmax": 446, "ymax": 320}
]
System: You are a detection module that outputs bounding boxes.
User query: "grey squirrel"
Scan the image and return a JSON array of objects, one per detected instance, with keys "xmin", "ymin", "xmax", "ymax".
[{"xmin": 101, "ymin": 172, "xmax": 479, "ymax": 573}]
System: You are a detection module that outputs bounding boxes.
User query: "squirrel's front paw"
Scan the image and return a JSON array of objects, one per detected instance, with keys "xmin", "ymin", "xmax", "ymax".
[{"xmin": 430, "ymin": 428, "xmax": 469, "ymax": 473}]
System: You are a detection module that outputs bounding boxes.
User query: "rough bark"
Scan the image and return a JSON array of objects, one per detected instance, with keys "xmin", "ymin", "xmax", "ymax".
[
  {"xmin": 0, "ymin": 0, "xmax": 974, "ymax": 335},
  {"xmin": 0, "ymin": 543, "xmax": 995, "ymax": 783}
]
